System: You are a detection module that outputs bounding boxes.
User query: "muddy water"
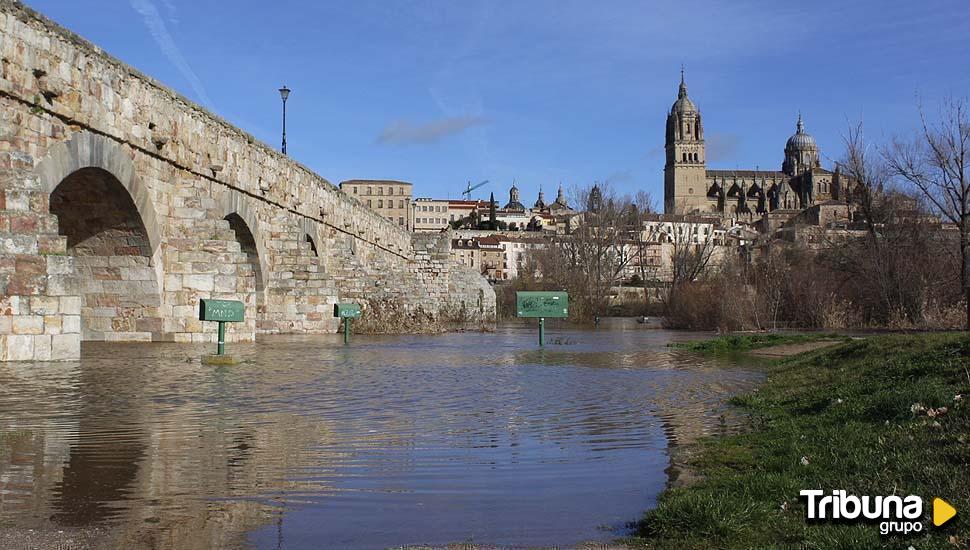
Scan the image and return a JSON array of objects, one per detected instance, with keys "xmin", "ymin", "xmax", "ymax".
[{"xmin": 0, "ymin": 326, "xmax": 761, "ymax": 548}]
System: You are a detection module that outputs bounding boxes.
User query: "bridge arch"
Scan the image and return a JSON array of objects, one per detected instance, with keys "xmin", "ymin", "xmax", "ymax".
[
  {"xmin": 215, "ymin": 191, "xmax": 270, "ymax": 293},
  {"xmin": 36, "ymin": 132, "xmax": 162, "ymax": 255},
  {"xmin": 298, "ymin": 217, "xmax": 323, "ymax": 260},
  {"xmin": 38, "ymin": 134, "xmax": 164, "ymax": 341}
]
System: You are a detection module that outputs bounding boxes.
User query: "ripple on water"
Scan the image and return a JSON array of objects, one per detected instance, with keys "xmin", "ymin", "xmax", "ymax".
[{"xmin": 0, "ymin": 327, "xmax": 761, "ymax": 548}]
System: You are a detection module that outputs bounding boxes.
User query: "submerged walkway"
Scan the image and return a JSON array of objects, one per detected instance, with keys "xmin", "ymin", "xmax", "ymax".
[{"xmin": 748, "ymin": 339, "xmax": 844, "ymax": 358}]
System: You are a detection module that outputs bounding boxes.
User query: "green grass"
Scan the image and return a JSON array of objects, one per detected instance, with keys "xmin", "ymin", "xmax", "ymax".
[
  {"xmin": 632, "ymin": 333, "xmax": 970, "ymax": 549},
  {"xmin": 669, "ymin": 332, "xmax": 851, "ymax": 354}
]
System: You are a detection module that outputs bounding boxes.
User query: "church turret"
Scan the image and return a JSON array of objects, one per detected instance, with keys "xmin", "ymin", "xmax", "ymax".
[
  {"xmin": 664, "ymin": 68, "xmax": 708, "ymax": 214},
  {"xmin": 782, "ymin": 113, "xmax": 821, "ymax": 176},
  {"xmin": 587, "ymin": 183, "xmax": 603, "ymax": 213},
  {"xmin": 533, "ymin": 184, "xmax": 546, "ymax": 210},
  {"xmin": 549, "ymin": 183, "xmax": 571, "ymax": 212},
  {"xmin": 504, "ymin": 183, "xmax": 525, "ymax": 211}
]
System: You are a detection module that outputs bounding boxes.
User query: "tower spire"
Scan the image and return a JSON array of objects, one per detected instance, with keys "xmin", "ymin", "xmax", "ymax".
[
  {"xmin": 797, "ymin": 111, "xmax": 804, "ymax": 133},
  {"xmin": 678, "ymin": 64, "xmax": 687, "ymax": 98}
]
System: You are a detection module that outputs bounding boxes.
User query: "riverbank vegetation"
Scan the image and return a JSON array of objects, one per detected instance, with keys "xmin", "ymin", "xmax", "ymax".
[
  {"xmin": 631, "ymin": 333, "xmax": 970, "ymax": 548},
  {"xmin": 669, "ymin": 332, "xmax": 849, "ymax": 354}
]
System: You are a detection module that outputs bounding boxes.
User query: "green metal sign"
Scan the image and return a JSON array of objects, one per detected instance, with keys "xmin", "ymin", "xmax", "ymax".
[
  {"xmin": 334, "ymin": 303, "xmax": 362, "ymax": 319},
  {"xmin": 199, "ymin": 299, "xmax": 244, "ymax": 361},
  {"xmin": 516, "ymin": 291, "xmax": 568, "ymax": 318},
  {"xmin": 334, "ymin": 303, "xmax": 361, "ymax": 344},
  {"xmin": 199, "ymin": 299, "xmax": 245, "ymax": 322}
]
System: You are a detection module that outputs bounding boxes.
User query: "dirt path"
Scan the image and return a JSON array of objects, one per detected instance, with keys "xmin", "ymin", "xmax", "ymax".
[{"xmin": 749, "ymin": 339, "xmax": 843, "ymax": 358}]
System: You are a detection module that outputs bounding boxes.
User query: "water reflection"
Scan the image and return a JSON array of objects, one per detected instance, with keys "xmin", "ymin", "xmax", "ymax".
[{"xmin": 0, "ymin": 325, "xmax": 761, "ymax": 548}]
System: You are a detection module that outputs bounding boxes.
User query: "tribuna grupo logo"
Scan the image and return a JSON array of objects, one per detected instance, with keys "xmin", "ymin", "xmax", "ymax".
[{"xmin": 800, "ymin": 490, "xmax": 956, "ymax": 535}]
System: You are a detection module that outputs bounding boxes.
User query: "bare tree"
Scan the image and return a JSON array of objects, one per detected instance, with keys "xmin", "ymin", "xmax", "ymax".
[
  {"xmin": 670, "ymin": 228, "xmax": 717, "ymax": 289},
  {"xmin": 887, "ymin": 98, "xmax": 970, "ymax": 329},
  {"xmin": 628, "ymin": 190, "xmax": 657, "ymax": 311},
  {"xmin": 533, "ymin": 183, "xmax": 640, "ymax": 321}
]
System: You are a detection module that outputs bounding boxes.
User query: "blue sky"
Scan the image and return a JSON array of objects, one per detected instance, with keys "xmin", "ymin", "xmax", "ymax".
[{"xmin": 28, "ymin": 0, "xmax": 970, "ymax": 207}]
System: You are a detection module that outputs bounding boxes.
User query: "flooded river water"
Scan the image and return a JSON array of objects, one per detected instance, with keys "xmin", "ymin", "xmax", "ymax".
[{"xmin": 0, "ymin": 325, "xmax": 762, "ymax": 548}]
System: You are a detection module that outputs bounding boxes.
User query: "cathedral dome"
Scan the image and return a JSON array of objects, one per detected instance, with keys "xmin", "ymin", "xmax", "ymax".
[
  {"xmin": 785, "ymin": 114, "xmax": 818, "ymax": 152},
  {"xmin": 504, "ymin": 184, "xmax": 525, "ymax": 210},
  {"xmin": 671, "ymin": 95, "xmax": 697, "ymax": 115},
  {"xmin": 670, "ymin": 75, "xmax": 697, "ymax": 114}
]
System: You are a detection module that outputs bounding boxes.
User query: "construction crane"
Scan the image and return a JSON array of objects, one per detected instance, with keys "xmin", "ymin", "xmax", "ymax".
[{"xmin": 461, "ymin": 180, "xmax": 488, "ymax": 200}]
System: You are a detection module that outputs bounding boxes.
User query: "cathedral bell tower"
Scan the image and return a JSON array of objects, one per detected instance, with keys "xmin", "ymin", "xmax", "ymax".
[{"xmin": 663, "ymin": 68, "xmax": 708, "ymax": 214}]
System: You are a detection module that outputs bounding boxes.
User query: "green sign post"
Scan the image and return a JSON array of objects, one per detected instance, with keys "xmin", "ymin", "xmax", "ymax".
[
  {"xmin": 516, "ymin": 291, "xmax": 568, "ymax": 346},
  {"xmin": 199, "ymin": 299, "xmax": 245, "ymax": 364},
  {"xmin": 334, "ymin": 303, "xmax": 362, "ymax": 344}
]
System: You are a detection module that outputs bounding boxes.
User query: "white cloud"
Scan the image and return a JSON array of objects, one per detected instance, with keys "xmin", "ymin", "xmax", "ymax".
[
  {"xmin": 130, "ymin": 0, "xmax": 212, "ymax": 108},
  {"xmin": 377, "ymin": 115, "xmax": 489, "ymax": 145}
]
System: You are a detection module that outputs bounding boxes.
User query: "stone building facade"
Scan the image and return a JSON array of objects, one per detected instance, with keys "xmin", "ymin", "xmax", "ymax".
[
  {"xmin": 664, "ymin": 71, "xmax": 850, "ymax": 219},
  {"xmin": 0, "ymin": 1, "xmax": 494, "ymax": 360},
  {"xmin": 338, "ymin": 179, "xmax": 413, "ymax": 230},
  {"xmin": 413, "ymin": 197, "xmax": 450, "ymax": 232}
]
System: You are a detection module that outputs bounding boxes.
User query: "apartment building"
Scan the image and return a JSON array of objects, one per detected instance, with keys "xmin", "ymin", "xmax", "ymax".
[
  {"xmin": 339, "ymin": 180, "xmax": 414, "ymax": 230},
  {"xmin": 413, "ymin": 198, "xmax": 451, "ymax": 232}
]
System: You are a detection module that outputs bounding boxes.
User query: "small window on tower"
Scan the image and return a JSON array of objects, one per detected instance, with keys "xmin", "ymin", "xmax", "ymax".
[
  {"xmin": 682, "ymin": 153, "xmax": 687, "ymax": 162},
  {"xmin": 689, "ymin": 188, "xmax": 694, "ymax": 194}
]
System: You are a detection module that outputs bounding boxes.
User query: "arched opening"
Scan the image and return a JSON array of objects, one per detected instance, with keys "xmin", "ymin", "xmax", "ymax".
[
  {"xmin": 50, "ymin": 167, "xmax": 161, "ymax": 341},
  {"xmin": 305, "ymin": 234, "xmax": 318, "ymax": 256},
  {"xmin": 224, "ymin": 213, "xmax": 265, "ymax": 324}
]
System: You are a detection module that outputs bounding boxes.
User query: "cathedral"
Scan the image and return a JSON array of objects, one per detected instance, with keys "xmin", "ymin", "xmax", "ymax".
[{"xmin": 663, "ymin": 71, "xmax": 848, "ymax": 217}]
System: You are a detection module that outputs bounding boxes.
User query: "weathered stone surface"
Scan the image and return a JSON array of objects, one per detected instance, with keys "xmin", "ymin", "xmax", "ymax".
[{"xmin": 0, "ymin": 1, "xmax": 495, "ymax": 360}]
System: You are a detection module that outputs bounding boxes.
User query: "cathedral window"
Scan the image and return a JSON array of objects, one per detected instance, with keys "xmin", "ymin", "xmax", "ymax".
[{"xmin": 682, "ymin": 152, "xmax": 687, "ymax": 162}]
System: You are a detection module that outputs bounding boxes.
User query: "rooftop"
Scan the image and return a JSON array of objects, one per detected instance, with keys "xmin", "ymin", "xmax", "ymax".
[{"xmin": 339, "ymin": 179, "xmax": 413, "ymax": 187}]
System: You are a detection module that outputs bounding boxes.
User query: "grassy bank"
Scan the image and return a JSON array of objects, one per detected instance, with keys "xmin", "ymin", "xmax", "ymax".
[
  {"xmin": 669, "ymin": 332, "xmax": 850, "ymax": 354},
  {"xmin": 635, "ymin": 333, "xmax": 970, "ymax": 548}
]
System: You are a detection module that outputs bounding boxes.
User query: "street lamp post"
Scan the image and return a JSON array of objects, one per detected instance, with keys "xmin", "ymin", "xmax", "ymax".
[{"xmin": 279, "ymin": 85, "xmax": 290, "ymax": 155}]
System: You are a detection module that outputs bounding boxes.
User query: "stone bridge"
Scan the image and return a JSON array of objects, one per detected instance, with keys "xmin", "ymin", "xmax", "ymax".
[{"xmin": 0, "ymin": 1, "xmax": 495, "ymax": 361}]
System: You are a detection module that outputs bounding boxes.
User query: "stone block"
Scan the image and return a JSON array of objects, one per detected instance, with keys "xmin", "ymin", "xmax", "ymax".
[
  {"xmin": 213, "ymin": 275, "xmax": 236, "ymax": 293},
  {"xmin": 12, "ymin": 315, "xmax": 43, "ymax": 334},
  {"xmin": 0, "ymin": 295, "xmax": 22, "ymax": 316},
  {"xmin": 45, "ymin": 255, "xmax": 74, "ymax": 275},
  {"xmin": 44, "ymin": 315, "xmax": 62, "ymax": 334},
  {"xmin": 47, "ymin": 275, "xmax": 76, "ymax": 296},
  {"xmin": 38, "ymin": 235, "xmax": 67, "ymax": 255},
  {"xmin": 4, "ymin": 189, "xmax": 30, "ymax": 211},
  {"xmin": 8, "ymin": 212, "xmax": 39, "ymax": 233},
  {"xmin": 62, "ymin": 314, "xmax": 80, "ymax": 334},
  {"xmin": 183, "ymin": 274, "xmax": 214, "ymax": 292},
  {"xmin": 0, "ymin": 235, "xmax": 38, "ymax": 255},
  {"xmin": 2, "ymin": 334, "xmax": 34, "ymax": 361},
  {"xmin": 33, "ymin": 334, "xmax": 52, "ymax": 360},
  {"xmin": 59, "ymin": 296, "xmax": 81, "ymax": 315},
  {"xmin": 30, "ymin": 296, "xmax": 60, "ymax": 315},
  {"xmin": 51, "ymin": 333, "xmax": 80, "ymax": 360},
  {"xmin": 164, "ymin": 274, "xmax": 182, "ymax": 291}
]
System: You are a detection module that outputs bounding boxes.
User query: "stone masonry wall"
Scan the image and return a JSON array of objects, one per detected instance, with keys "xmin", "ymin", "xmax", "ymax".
[
  {"xmin": 0, "ymin": 1, "xmax": 494, "ymax": 359},
  {"xmin": 0, "ymin": 167, "xmax": 79, "ymax": 359}
]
